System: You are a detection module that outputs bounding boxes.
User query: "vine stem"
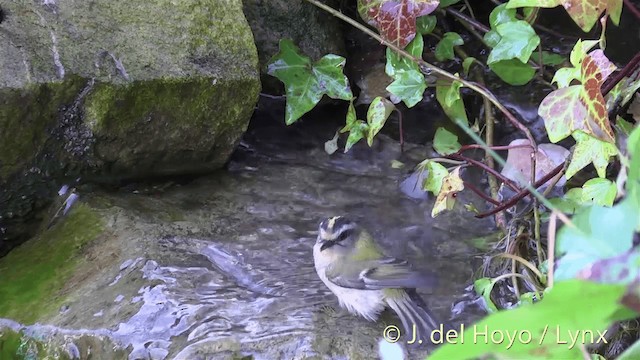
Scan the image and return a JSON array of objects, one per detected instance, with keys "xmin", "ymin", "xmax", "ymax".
[{"xmin": 303, "ymin": 0, "xmax": 538, "ymax": 151}]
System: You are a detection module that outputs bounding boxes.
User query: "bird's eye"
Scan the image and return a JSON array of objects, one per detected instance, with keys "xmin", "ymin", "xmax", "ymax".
[{"xmin": 337, "ymin": 230, "xmax": 351, "ymax": 242}]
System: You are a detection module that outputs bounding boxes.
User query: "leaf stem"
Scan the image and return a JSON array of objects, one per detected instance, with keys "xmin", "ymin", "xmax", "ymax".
[{"xmin": 496, "ymin": 253, "xmax": 544, "ymax": 280}]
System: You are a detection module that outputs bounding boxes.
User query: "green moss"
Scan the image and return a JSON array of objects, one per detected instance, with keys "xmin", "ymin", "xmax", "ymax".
[
  {"xmin": 0, "ymin": 76, "xmax": 85, "ymax": 178},
  {"xmin": 0, "ymin": 204, "xmax": 104, "ymax": 323},
  {"xmin": 84, "ymin": 77, "xmax": 258, "ymax": 135},
  {"xmin": 0, "ymin": 328, "xmax": 72, "ymax": 360}
]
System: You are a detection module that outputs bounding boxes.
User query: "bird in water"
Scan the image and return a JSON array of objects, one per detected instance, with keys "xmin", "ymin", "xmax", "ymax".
[{"xmin": 313, "ymin": 215, "xmax": 445, "ymax": 344}]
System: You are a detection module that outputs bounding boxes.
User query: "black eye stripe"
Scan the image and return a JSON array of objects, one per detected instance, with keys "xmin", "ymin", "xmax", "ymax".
[{"xmin": 337, "ymin": 228, "xmax": 353, "ymax": 242}]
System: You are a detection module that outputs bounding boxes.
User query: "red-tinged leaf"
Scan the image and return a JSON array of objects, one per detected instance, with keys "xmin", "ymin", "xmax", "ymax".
[
  {"xmin": 507, "ymin": 0, "xmax": 623, "ymax": 32},
  {"xmin": 587, "ymin": 49, "xmax": 616, "ymax": 81},
  {"xmin": 358, "ymin": 0, "xmax": 440, "ymax": 48},
  {"xmin": 539, "ymin": 51, "xmax": 616, "ymax": 144},
  {"xmin": 579, "ymin": 54, "xmax": 615, "ymax": 142}
]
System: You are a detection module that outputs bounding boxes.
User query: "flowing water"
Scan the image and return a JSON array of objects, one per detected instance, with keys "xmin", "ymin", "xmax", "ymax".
[{"xmin": 0, "ymin": 102, "xmax": 495, "ymax": 359}]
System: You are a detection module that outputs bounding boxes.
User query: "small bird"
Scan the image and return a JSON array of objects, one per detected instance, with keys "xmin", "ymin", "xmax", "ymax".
[{"xmin": 313, "ymin": 216, "xmax": 444, "ymax": 343}]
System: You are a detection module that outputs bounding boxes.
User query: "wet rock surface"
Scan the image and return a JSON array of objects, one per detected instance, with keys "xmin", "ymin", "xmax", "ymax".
[{"xmin": 0, "ymin": 107, "xmax": 491, "ymax": 359}]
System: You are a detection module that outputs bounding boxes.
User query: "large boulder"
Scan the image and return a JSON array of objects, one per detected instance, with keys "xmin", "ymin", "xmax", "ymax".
[{"xmin": 0, "ymin": 0, "xmax": 260, "ymax": 255}]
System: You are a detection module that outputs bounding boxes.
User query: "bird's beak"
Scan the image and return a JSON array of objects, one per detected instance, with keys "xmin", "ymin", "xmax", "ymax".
[{"xmin": 319, "ymin": 240, "xmax": 336, "ymax": 252}]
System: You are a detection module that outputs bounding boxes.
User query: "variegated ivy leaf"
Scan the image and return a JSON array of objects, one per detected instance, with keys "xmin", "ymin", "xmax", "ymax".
[
  {"xmin": 539, "ymin": 50, "xmax": 616, "ymax": 144},
  {"xmin": 419, "ymin": 160, "xmax": 449, "ymax": 194},
  {"xmin": 366, "ymin": 97, "xmax": 395, "ymax": 145},
  {"xmin": 566, "ymin": 130, "xmax": 618, "ymax": 179},
  {"xmin": 358, "ymin": 0, "xmax": 440, "ymax": 48},
  {"xmin": 432, "ymin": 166, "xmax": 464, "ymax": 217},
  {"xmin": 506, "ymin": 0, "xmax": 623, "ymax": 32},
  {"xmin": 267, "ymin": 39, "xmax": 353, "ymax": 125}
]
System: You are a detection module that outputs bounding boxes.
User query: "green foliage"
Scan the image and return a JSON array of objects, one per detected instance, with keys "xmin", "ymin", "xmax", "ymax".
[
  {"xmin": 430, "ymin": 280, "xmax": 638, "ymax": 360},
  {"xmin": 436, "ymin": 79, "xmax": 469, "ymax": 125},
  {"xmin": 484, "ymin": 5, "xmax": 539, "ymax": 85},
  {"xmin": 555, "ymin": 198, "xmax": 638, "ymax": 280},
  {"xmin": 416, "ymin": 15, "xmax": 437, "ymax": 34},
  {"xmin": 507, "ymin": 0, "xmax": 622, "ymax": 32},
  {"xmin": 435, "ymin": 32, "xmax": 464, "ymax": 61},
  {"xmin": 267, "ymin": 39, "xmax": 352, "ymax": 125},
  {"xmin": 540, "ymin": 51, "xmax": 565, "ymax": 66},
  {"xmin": 566, "ymin": 131, "xmax": 618, "ymax": 179},
  {"xmin": 341, "ymin": 97, "xmax": 395, "ymax": 152},
  {"xmin": 473, "ymin": 277, "xmax": 500, "ymax": 313},
  {"xmin": 418, "ymin": 160, "xmax": 448, "ymax": 194},
  {"xmin": 366, "ymin": 97, "xmax": 395, "ymax": 146},
  {"xmin": 433, "ymin": 127, "xmax": 461, "ymax": 155},
  {"xmin": 385, "ymin": 36, "xmax": 426, "ymax": 107}
]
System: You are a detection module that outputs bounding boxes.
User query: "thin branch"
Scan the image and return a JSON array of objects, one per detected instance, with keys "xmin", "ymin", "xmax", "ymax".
[
  {"xmin": 547, "ymin": 210, "xmax": 557, "ymax": 288},
  {"xmin": 477, "ymin": 74, "xmax": 507, "ymax": 231},
  {"xmin": 304, "ymin": 0, "xmax": 537, "ymax": 149},
  {"xmin": 476, "ymin": 163, "xmax": 564, "ymax": 218},
  {"xmin": 448, "ymin": 153, "xmax": 520, "ymax": 192},
  {"xmin": 464, "ymin": 181, "xmax": 501, "ymax": 205},
  {"xmin": 446, "ymin": 8, "xmax": 489, "ymax": 33},
  {"xmin": 624, "ymin": 0, "xmax": 640, "ymax": 20},
  {"xmin": 602, "ymin": 52, "xmax": 640, "ymax": 96},
  {"xmin": 459, "ymin": 144, "xmax": 532, "ymax": 152}
]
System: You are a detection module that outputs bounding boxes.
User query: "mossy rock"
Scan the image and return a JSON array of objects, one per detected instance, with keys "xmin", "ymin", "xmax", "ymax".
[
  {"xmin": 0, "ymin": 0, "xmax": 260, "ymax": 255},
  {"xmin": 0, "ymin": 204, "xmax": 105, "ymax": 323}
]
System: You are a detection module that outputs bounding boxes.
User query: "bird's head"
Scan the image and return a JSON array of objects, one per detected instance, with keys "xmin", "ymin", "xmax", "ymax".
[{"xmin": 316, "ymin": 216, "xmax": 360, "ymax": 252}]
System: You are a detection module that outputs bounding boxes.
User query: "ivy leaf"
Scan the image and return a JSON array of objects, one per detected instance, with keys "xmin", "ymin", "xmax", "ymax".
[
  {"xmin": 435, "ymin": 32, "xmax": 464, "ymax": 61},
  {"xmin": 506, "ymin": 0, "xmax": 623, "ymax": 32},
  {"xmin": 366, "ymin": 97, "xmax": 395, "ymax": 146},
  {"xmin": 489, "ymin": 3, "xmax": 517, "ymax": 28},
  {"xmin": 581, "ymin": 178, "xmax": 617, "ymax": 206},
  {"xmin": 483, "ymin": 30, "xmax": 501, "ymax": 48},
  {"xmin": 488, "ymin": 21, "xmax": 540, "ymax": 65},
  {"xmin": 555, "ymin": 198, "xmax": 637, "ymax": 280},
  {"xmin": 345, "ymin": 121, "xmax": 370, "ymax": 153},
  {"xmin": 462, "ymin": 57, "xmax": 479, "ymax": 76},
  {"xmin": 552, "ymin": 67, "xmax": 581, "ymax": 88},
  {"xmin": 386, "ymin": 69, "xmax": 427, "ymax": 107},
  {"xmin": 341, "ymin": 100, "xmax": 358, "ymax": 133},
  {"xmin": 433, "ymin": 127, "xmax": 461, "ymax": 155},
  {"xmin": 489, "ymin": 59, "xmax": 536, "ymax": 86},
  {"xmin": 473, "ymin": 278, "xmax": 500, "ymax": 313},
  {"xmin": 436, "ymin": 79, "xmax": 469, "ymax": 125},
  {"xmin": 416, "ymin": 15, "xmax": 437, "ymax": 34},
  {"xmin": 420, "ymin": 160, "xmax": 449, "ymax": 194},
  {"xmin": 541, "ymin": 51, "xmax": 566, "ymax": 66},
  {"xmin": 267, "ymin": 39, "xmax": 352, "ymax": 125},
  {"xmin": 386, "ymin": 35, "xmax": 424, "ymax": 77},
  {"xmin": 357, "ymin": 0, "xmax": 440, "ymax": 48},
  {"xmin": 548, "ymin": 188, "xmax": 585, "ymax": 214},
  {"xmin": 437, "ymin": 0, "xmax": 460, "ymax": 7},
  {"xmin": 627, "ymin": 125, "xmax": 640, "ymax": 195},
  {"xmin": 432, "ymin": 166, "xmax": 464, "ymax": 217},
  {"xmin": 539, "ymin": 51, "xmax": 616, "ymax": 144},
  {"xmin": 566, "ymin": 131, "xmax": 618, "ymax": 179},
  {"xmin": 429, "ymin": 280, "xmax": 636, "ymax": 359}
]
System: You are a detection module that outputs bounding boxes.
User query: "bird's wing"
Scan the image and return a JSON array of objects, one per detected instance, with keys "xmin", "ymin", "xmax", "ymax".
[{"xmin": 325, "ymin": 257, "xmax": 436, "ymax": 290}]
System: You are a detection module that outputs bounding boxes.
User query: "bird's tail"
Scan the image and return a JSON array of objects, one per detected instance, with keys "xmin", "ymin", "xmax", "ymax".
[{"xmin": 386, "ymin": 289, "xmax": 448, "ymax": 345}]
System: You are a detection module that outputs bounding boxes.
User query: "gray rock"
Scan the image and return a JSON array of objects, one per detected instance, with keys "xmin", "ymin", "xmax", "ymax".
[{"xmin": 0, "ymin": 0, "xmax": 260, "ymax": 254}]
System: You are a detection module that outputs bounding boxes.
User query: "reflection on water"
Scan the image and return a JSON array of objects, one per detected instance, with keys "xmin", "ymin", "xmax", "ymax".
[{"xmin": 0, "ymin": 106, "xmax": 493, "ymax": 359}]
